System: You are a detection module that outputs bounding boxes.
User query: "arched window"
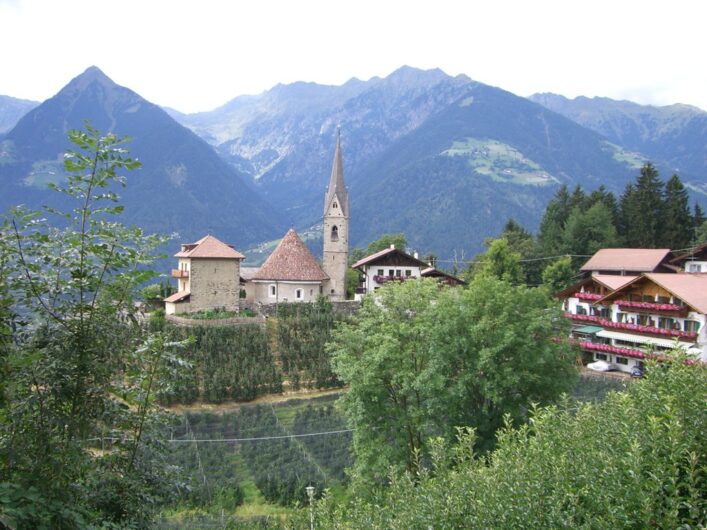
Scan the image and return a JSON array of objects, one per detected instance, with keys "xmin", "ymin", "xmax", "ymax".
[
  {"xmin": 333, "ymin": 201, "xmax": 338, "ymax": 209},
  {"xmin": 331, "ymin": 225, "xmax": 339, "ymax": 242}
]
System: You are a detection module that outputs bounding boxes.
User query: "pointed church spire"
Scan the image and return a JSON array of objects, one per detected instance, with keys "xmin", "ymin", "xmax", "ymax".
[{"xmin": 324, "ymin": 127, "xmax": 349, "ymax": 216}]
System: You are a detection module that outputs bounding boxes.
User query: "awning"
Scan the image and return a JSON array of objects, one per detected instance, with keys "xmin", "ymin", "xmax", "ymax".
[
  {"xmin": 596, "ymin": 330, "xmax": 691, "ymax": 349},
  {"xmin": 164, "ymin": 291, "xmax": 190, "ymax": 303},
  {"xmin": 574, "ymin": 325, "xmax": 603, "ymax": 334}
]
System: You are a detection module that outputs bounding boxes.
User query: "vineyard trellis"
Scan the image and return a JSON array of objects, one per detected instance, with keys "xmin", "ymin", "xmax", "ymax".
[
  {"xmin": 164, "ymin": 394, "xmax": 352, "ymax": 514},
  {"xmin": 158, "ymin": 298, "xmax": 346, "ymax": 405}
]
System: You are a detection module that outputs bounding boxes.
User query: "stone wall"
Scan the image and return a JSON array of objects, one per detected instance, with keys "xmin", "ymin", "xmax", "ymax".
[
  {"xmin": 240, "ymin": 299, "xmax": 360, "ymax": 318},
  {"xmin": 166, "ymin": 314, "xmax": 266, "ymax": 328}
]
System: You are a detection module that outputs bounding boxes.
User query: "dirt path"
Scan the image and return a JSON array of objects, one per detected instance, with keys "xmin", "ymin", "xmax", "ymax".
[{"xmin": 164, "ymin": 387, "xmax": 347, "ymax": 415}]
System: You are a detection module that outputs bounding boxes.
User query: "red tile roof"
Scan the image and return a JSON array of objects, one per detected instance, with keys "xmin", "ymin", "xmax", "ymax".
[
  {"xmin": 580, "ymin": 248, "xmax": 672, "ymax": 272},
  {"xmin": 251, "ymin": 229, "xmax": 329, "ymax": 282},
  {"xmin": 174, "ymin": 234, "xmax": 245, "ymax": 259}
]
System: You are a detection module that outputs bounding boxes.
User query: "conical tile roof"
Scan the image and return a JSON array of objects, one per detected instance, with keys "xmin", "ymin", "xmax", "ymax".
[{"xmin": 252, "ymin": 229, "xmax": 329, "ymax": 281}]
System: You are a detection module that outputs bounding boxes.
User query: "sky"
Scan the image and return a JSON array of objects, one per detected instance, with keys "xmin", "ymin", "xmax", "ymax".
[{"xmin": 1, "ymin": 0, "xmax": 705, "ymax": 114}]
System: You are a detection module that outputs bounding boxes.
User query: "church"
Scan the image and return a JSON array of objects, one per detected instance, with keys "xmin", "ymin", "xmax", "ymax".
[{"xmin": 164, "ymin": 131, "xmax": 349, "ymax": 315}]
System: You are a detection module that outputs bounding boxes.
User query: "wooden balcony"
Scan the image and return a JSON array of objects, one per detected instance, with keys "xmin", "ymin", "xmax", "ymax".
[
  {"xmin": 171, "ymin": 269, "xmax": 189, "ymax": 279},
  {"xmin": 566, "ymin": 312, "xmax": 698, "ymax": 340}
]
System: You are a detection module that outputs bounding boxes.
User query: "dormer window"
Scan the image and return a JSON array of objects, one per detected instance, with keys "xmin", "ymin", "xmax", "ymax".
[{"xmin": 331, "ymin": 225, "xmax": 339, "ymax": 242}]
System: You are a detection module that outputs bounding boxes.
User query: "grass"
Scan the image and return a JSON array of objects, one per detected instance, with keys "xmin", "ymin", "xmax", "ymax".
[
  {"xmin": 23, "ymin": 159, "xmax": 64, "ymax": 187},
  {"xmin": 605, "ymin": 141, "xmax": 646, "ymax": 168},
  {"xmin": 182, "ymin": 307, "xmax": 242, "ymax": 320},
  {"xmin": 442, "ymin": 137, "xmax": 557, "ymax": 186}
]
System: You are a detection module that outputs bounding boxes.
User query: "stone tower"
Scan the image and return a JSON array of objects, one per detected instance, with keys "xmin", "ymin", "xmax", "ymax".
[{"xmin": 322, "ymin": 129, "xmax": 349, "ymax": 301}]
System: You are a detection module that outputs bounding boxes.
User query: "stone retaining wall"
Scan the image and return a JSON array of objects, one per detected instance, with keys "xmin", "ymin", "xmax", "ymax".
[
  {"xmin": 240, "ymin": 300, "xmax": 361, "ymax": 317},
  {"xmin": 166, "ymin": 314, "xmax": 266, "ymax": 328}
]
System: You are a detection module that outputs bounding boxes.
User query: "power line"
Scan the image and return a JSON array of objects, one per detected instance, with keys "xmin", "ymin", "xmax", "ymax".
[
  {"xmin": 168, "ymin": 428, "xmax": 354, "ymax": 443},
  {"xmin": 85, "ymin": 428, "xmax": 355, "ymax": 445}
]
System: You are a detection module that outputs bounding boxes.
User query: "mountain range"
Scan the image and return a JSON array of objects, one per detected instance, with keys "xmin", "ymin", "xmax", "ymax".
[
  {"xmin": 529, "ymin": 93, "xmax": 707, "ymax": 189},
  {"xmin": 1, "ymin": 66, "xmax": 705, "ymax": 260},
  {"xmin": 0, "ymin": 67, "xmax": 286, "ymax": 250}
]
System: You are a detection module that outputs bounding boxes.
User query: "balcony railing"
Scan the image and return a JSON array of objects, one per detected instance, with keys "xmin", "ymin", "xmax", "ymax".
[
  {"xmin": 171, "ymin": 269, "xmax": 189, "ymax": 279},
  {"xmin": 565, "ymin": 312, "xmax": 698, "ymax": 340},
  {"xmin": 616, "ymin": 299, "xmax": 686, "ymax": 313},
  {"xmin": 579, "ymin": 340, "xmax": 647, "ymax": 360},
  {"xmin": 373, "ymin": 275, "xmax": 410, "ymax": 284},
  {"xmin": 574, "ymin": 292, "xmax": 602, "ymax": 301}
]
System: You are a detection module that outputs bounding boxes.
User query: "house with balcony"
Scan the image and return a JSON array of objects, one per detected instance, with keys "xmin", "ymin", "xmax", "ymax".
[
  {"xmin": 164, "ymin": 234, "xmax": 244, "ymax": 315},
  {"xmin": 560, "ymin": 248, "xmax": 707, "ymax": 373},
  {"xmin": 669, "ymin": 242, "xmax": 707, "ymax": 273},
  {"xmin": 351, "ymin": 245, "xmax": 464, "ymax": 300}
]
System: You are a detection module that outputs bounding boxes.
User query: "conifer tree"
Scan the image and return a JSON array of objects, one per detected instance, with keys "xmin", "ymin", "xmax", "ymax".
[
  {"xmin": 661, "ymin": 174, "xmax": 692, "ymax": 250},
  {"xmin": 620, "ymin": 163, "xmax": 664, "ymax": 247},
  {"xmin": 693, "ymin": 203, "xmax": 706, "ymax": 237},
  {"xmin": 537, "ymin": 185, "xmax": 573, "ymax": 254}
]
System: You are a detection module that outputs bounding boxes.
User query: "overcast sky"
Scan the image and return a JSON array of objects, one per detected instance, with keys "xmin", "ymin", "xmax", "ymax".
[{"xmin": 1, "ymin": 0, "xmax": 705, "ymax": 114}]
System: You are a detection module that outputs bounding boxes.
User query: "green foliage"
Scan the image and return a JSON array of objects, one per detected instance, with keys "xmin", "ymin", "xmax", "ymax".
[
  {"xmin": 314, "ymin": 358, "xmax": 706, "ymax": 529},
  {"xmin": 661, "ymin": 174, "xmax": 692, "ymax": 250},
  {"xmin": 561, "ymin": 202, "xmax": 619, "ymax": 267},
  {"xmin": 695, "ymin": 219, "xmax": 707, "ymax": 245},
  {"xmin": 162, "ymin": 324, "xmax": 282, "ymax": 404},
  {"xmin": 541, "ymin": 255, "xmax": 576, "ymax": 293},
  {"xmin": 292, "ymin": 405, "xmax": 352, "ymax": 484},
  {"xmin": 182, "ymin": 307, "xmax": 240, "ymax": 320},
  {"xmin": 276, "ymin": 298, "xmax": 344, "ymax": 390},
  {"xmin": 239, "ymin": 405, "xmax": 326, "ymax": 506},
  {"xmin": 621, "ymin": 162, "xmax": 664, "ymax": 247},
  {"xmin": 0, "ymin": 125, "xmax": 179, "ymax": 528},
  {"xmin": 330, "ymin": 278, "xmax": 575, "ymax": 488},
  {"xmin": 466, "ymin": 237, "xmax": 525, "ymax": 285}
]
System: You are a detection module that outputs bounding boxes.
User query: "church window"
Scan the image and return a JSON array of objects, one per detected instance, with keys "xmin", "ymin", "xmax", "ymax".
[
  {"xmin": 296, "ymin": 289, "xmax": 303, "ymax": 300},
  {"xmin": 269, "ymin": 284, "xmax": 277, "ymax": 298},
  {"xmin": 333, "ymin": 202, "xmax": 338, "ymax": 209},
  {"xmin": 331, "ymin": 225, "xmax": 339, "ymax": 241}
]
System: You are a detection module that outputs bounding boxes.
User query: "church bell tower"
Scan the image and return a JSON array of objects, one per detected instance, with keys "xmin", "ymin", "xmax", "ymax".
[{"xmin": 322, "ymin": 129, "xmax": 349, "ymax": 301}]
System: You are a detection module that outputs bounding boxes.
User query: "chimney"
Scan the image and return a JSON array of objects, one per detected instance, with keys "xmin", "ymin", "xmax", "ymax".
[
  {"xmin": 390, "ymin": 244, "xmax": 395, "ymax": 249},
  {"xmin": 414, "ymin": 251, "xmax": 419, "ymax": 259}
]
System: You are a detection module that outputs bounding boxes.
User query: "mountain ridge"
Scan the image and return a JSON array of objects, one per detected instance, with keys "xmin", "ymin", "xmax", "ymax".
[{"xmin": 0, "ymin": 66, "xmax": 287, "ymax": 249}]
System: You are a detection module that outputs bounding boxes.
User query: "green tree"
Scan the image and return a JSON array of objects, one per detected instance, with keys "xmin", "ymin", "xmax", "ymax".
[
  {"xmin": 586, "ymin": 185, "xmax": 619, "ymax": 228},
  {"xmin": 0, "ymin": 126, "xmax": 179, "ymax": 528},
  {"xmin": 537, "ymin": 185, "xmax": 573, "ymax": 255},
  {"xmin": 498, "ymin": 219, "xmax": 543, "ymax": 286},
  {"xmin": 314, "ymin": 355, "xmax": 706, "ymax": 529},
  {"xmin": 330, "ymin": 277, "xmax": 575, "ymax": 488},
  {"xmin": 695, "ymin": 220, "xmax": 707, "ymax": 245},
  {"xmin": 467, "ymin": 237, "xmax": 525, "ymax": 285},
  {"xmin": 661, "ymin": 174, "xmax": 692, "ymax": 250},
  {"xmin": 693, "ymin": 203, "xmax": 706, "ymax": 241},
  {"xmin": 561, "ymin": 202, "xmax": 620, "ymax": 263},
  {"xmin": 541, "ymin": 255, "xmax": 576, "ymax": 293},
  {"xmin": 620, "ymin": 162, "xmax": 664, "ymax": 247}
]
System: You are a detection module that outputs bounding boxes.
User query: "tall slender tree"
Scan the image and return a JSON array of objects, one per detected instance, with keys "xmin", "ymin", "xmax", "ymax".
[
  {"xmin": 620, "ymin": 163, "xmax": 664, "ymax": 247},
  {"xmin": 661, "ymin": 174, "xmax": 692, "ymax": 250}
]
